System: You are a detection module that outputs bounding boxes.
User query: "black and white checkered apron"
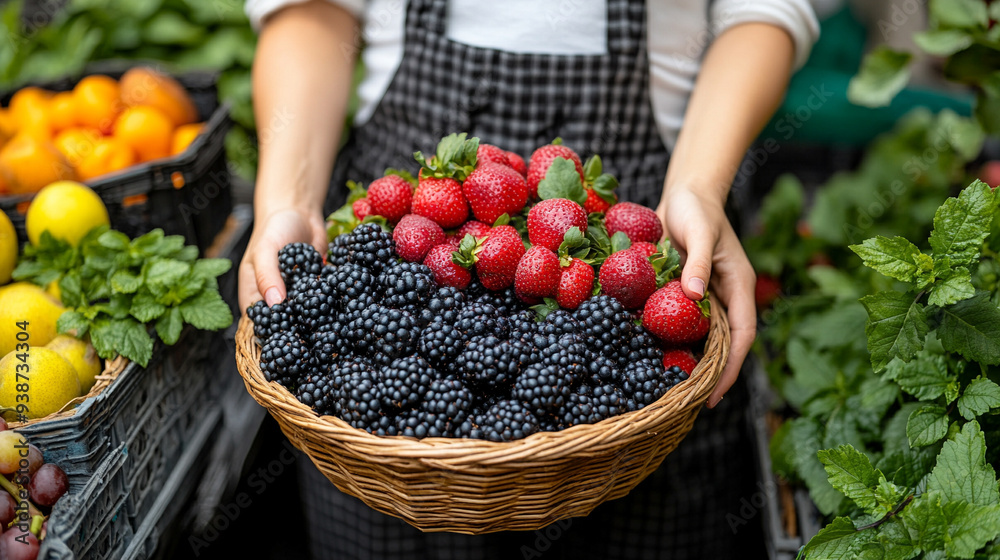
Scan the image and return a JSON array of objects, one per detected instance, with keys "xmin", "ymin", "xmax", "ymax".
[{"xmin": 308, "ymin": 1, "xmax": 760, "ymax": 558}]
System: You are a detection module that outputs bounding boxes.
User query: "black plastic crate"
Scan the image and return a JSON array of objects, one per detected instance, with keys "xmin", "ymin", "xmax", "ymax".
[{"xmin": 0, "ymin": 65, "xmax": 232, "ymax": 252}]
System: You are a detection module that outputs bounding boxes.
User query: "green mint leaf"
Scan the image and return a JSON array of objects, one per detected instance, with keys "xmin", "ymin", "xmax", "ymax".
[
  {"xmin": 96, "ymin": 230, "xmax": 130, "ymax": 252},
  {"xmin": 192, "ymin": 258, "xmax": 232, "ymax": 280},
  {"xmin": 942, "ymin": 502, "xmax": 1000, "ymax": 558},
  {"xmin": 938, "ymin": 109, "xmax": 985, "ymax": 161},
  {"xmin": 929, "ymin": 180, "xmax": 997, "ymax": 267},
  {"xmin": 900, "ymin": 493, "xmax": 947, "ymax": 552},
  {"xmin": 785, "ymin": 418, "xmax": 844, "ymax": 515},
  {"xmin": 873, "ymin": 477, "xmax": 908, "ymax": 518},
  {"xmin": 110, "ymin": 270, "xmax": 141, "ymax": 294},
  {"xmin": 860, "ymin": 291, "xmax": 929, "ymax": 372},
  {"xmin": 847, "ymin": 46, "xmax": 912, "ymax": 108},
  {"xmin": 609, "ymin": 231, "xmax": 631, "ymax": 254},
  {"xmin": 155, "ymin": 307, "xmax": 183, "ymax": 345},
  {"xmin": 56, "ymin": 310, "xmax": 90, "ymax": 337},
  {"xmin": 130, "ymin": 290, "xmax": 167, "ymax": 323},
  {"xmin": 117, "ymin": 318, "xmax": 154, "ymax": 367},
  {"xmin": 930, "ymin": 0, "xmax": 989, "ymax": 28},
  {"xmin": 850, "ymin": 235, "xmax": 930, "ymax": 283},
  {"xmin": 88, "ymin": 318, "xmax": 118, "ymax": 361},
  {"xmin": 928, "ymin": 267, "xmax": 975, "ymax": 307},
  {"xmin": 938, "ymin": 291, "xmax": 1000, "ymax": 365},
  {"xmin": 927, "ymin": 421, "xmax": 1000, "ymax": 506},
  {"xmin": 957, "ymin": 377, "xmax": 1000, "ymax": 420},
  {"xmin": 802, "ymin": 517, "xmax": 866, "ymax": 558},
  {"xmin": 817, "ymin": 445, "xmax": 880, "ymax": 514},
  {"xmin": 145, "ymin": 259, "xmax": 193, "ymax": 291},
  {"xmin": 875, "ymin": 517, "xmax": 918, "ymax": 560},
  {"xmin": 537, "ymin": 158, "xmax": 587, "ymax": 205},
  {"xmin": 883, "ymin": 353, "xmax": 955, "ymax": 401},
  {"xmin": 103, "ymin": 293, "xmax": 133, "ymax": 320},
  {"xmin": 179, "ymin": 289, "xmax": 234, "ymax": 331},
  {"xmin": 172, "ymin": 245, "xmax": 199, "ymax": 263},
  {"xmin": 913, "ymin": 29, "xmax": 974, "ymax": 56},
  {"xmin": 906, "ymin": 405, "xmax": 949, "ymax": 448},
  {"xmin": 59, "ymin": 272, "xmax": 85, "ymax": 308}
]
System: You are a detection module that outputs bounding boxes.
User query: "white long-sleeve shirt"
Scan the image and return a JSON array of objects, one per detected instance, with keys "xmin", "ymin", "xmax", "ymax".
[{"xmin": 246, "ymin": 0, "xmax": 820, "ymax": 150}]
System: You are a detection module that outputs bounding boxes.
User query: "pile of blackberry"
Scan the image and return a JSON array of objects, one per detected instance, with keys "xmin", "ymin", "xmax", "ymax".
[{"xmin": 248, "ymin": 229, "xmax": 687, "ymax": 441}]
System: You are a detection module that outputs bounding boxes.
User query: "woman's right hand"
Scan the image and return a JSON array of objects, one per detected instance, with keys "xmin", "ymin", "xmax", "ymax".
[{"xmin": 238, "ymin": 206, "xmax": 328, "ymax": 313}]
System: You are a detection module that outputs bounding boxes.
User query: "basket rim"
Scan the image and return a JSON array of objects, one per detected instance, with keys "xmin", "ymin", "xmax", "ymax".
[
  {"xmin": 9, "ymin": 355, "xmax": 129, "ymax": 428},
  {"xmin": 235, "ymin": 294, "xmax": 729, "ymax": 466}
]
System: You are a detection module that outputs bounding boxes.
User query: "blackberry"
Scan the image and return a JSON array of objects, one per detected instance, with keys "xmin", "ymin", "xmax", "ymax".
[
  {"xmin": 573, "ymin": 295, "xmax": 634, "ymax": 348},
  {"xmin": 379, "ymin": 261, "xmax": 436, "ymax": 308},
  {"xmin": 536, "ymin": 310, "xmax": 578, "ymax": 337},
  {"xmin": 507, "ymin": 309, "xmax": 539, "ymax": 342},
  {"xmin": 475, "ymin": 400, "xmax": 540, "ymax": 442},
  {"xmin": 561, "ymin": 392, "xmax": 603, "ymax": 426},
  {"xmin": 586, "ymin": 351, "xmax": 620, "ymax": 387},
  {"xmin": 329, "ymin": 223, "xmax": 396, "ymax": 272},
  {"xmin": 455, "ymin": 303, "xmax": 508, "ymax": 339},
  {"xmin": 452, "ymin": 416, "xmax": 482, "ymax": 439},
  {"xmin": 365, "ymin": 306, "xmax": 421, "ymax": 367},
  {"xmin": 368, "ymin": 414, "xmax": 400, "ymax": 436},
  {"xmin": 334, "ymin": 366, "xmax": 384, "ymax": 430},
  {"xmin": 663, "ymin": 365, "xmax": 688, "ymax": 388},
  {"xmin": 512, "ymin": 336, "xmax": 586, "ymax": 417},
  {"xmin": 621, "ymin": 358, "xmax": 670, "ymax": 410},
  {"xmin": 423, "ymin": 376, "xmax": 474, "ymax": 422},
  {"xmin": 476, "ymin": 288, "xmax": 520, "ymax": 315},
  {"xmin": 289, "ymin": 276, "xmax": 338, "ymax": 333},
  {"xmin": 247, "ymin": 301, "xmax": 299, "ymax": 339},
  {"xmin": 454, "ymin": 336, "xmax": 529, "ymax": 393},
  {"xmin": 591, "ymin": 383, "xmax": 626, "ymax": 418},
  {"xmin": 295, "ymin": 372, "xmax": 340, "ymax": 416},
  {"xmin": 327, "ymin": 235, "xmax": 351, "ymax": 267},
  {"xmin": 378, "ymin": 355, "xmax": 436, "ymax": 412},
  {"xmin": 330, "ymin": 263, "xmax": 376, "ymax": 307},
  {"xmin": 278, "ymin": 242, "xmax": 324, "ymax": 284},
  {"xmin": 465, "ymin": 276, "xmax": 488, "ymax": 299},
  {"xmin": 310, "ymin": 322, "xmax": 352, "ymax": 367},
  {"xmin": 259, "ymin": 332, "xmax": 316, "ymax": 390},
  {"xmin": 415, "ymin": 287, "xmax": 467, "ymax": 326},
  {"xmin": 618, "ymin": 325, "xmax": 661, "ymax": 365},
  {"xmin": 396, "ymin": 409, "xmax": 452, "ymax": 439},
  {"xmin": 418, "ymin": 321, "xmax": 466, "ymax": 373}
]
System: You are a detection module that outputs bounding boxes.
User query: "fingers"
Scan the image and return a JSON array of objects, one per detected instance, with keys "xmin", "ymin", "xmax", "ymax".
[
  {"xmin": 706, "ymin": 254, "xmax": 757, "ymax": 408},
  {"xmin": 237, "ymin": 257, "xmax": 262, "ymax": 315},
  {"xmin": 255, "ymin": 237, "xmax": 286, "ymax": 306},
  {"xmin": 679, "ymin": 229, "xmax": 715, "ymax": 301}
]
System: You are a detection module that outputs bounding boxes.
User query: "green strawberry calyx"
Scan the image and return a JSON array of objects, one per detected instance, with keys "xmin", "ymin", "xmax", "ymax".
[
  {"xmin": 414, "ymin": 133, "xmax": 480, "ymax": 181},
  {"xmin": 557, "ymin": 226, "xmax": 592, "ymax": 266},
  {"xmin": 537, "ymin": 158, "xmax": 587, "ymax": 205},
  {"xmin": 452, "ymin": 234, "xmax": 486, "ymax": 269},
  {"xmin": 651, "ymin": 240, "xmax": 682, "ymax": 287},
  {"xmin": 583, "ymin": 155, "xmax": 618, "ymax": 205}
]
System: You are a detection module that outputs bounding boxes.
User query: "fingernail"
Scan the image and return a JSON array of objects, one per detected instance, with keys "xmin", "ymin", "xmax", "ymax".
[
  {"xmin": 264, "ymin": 287, "xmax": 282, "ymax": 306},
  {"xmin": 689, "ymin": 278, "xmax": 706, "ymax": 299}
]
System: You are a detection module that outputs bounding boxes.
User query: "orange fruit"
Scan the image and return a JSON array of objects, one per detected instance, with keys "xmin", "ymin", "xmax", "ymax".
[
  {"xmin": 72, "ymin": 75, "xmax": 122, "ymax": 135},
  {"xmin": 0, "ymin": 132, "xmax": 75, "ymax": 194},
  {"xmin": 119, "ymin": 67, "xmax": 197, "ymax": 127},
  {"xmin": 76, "ymin": 138, "xmax": 136, "ymax": 181},
  {"xmin": 113, "ymin": 106, "xmax": 173, "ymax": 162},
  {"xmin": 9, "ymin": 87, "xmax": 52, "ymax": 133},
  {"xmin": 48, "ymin": 92, "xmax": 77, "ymax": 132},
  {"xmin": 53, "ymin": 127, "xmax": 102, "ymax": 167},
  {"xmin": 0, "ymin": 109, "xmax": 16, "ymax": 145},
  {"xmin": 171, "ymin": 123, "xmax": 203, "ymax": 155}
]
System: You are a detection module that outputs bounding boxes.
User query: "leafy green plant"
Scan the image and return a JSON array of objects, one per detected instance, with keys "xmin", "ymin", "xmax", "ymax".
[{"xmin": 12, "ymin": 227, "xmax": 233, "ymax": 366}]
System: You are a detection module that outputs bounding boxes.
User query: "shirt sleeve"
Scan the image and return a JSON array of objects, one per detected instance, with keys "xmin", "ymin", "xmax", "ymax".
[
  {"xmin": 245, "ymin": 0, "xmax": 366, "ymax": 30},
  {"xmin": 710, "ymin": 0, "xmax": 820, "ymax": 69}
]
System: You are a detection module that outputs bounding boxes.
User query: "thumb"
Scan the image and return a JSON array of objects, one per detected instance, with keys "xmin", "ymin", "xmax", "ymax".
[
  {"xmin": 254, "ymin": 239, "xmax": 287, "ymax": 307},
  {"xmin": 680, "ymin": 233, "xmax": 714, "ymax": 301}
]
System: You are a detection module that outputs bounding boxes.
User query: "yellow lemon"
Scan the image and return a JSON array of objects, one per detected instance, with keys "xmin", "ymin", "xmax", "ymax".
[
  {"xmin": 25, "ymin": 180, "xmax": 109, "ymax": 247},
  {"xmin": 0, "ymin": 282, "xmax": 65, "ymax": 357},
  {"xmin": 0, "ymin": 347, "xmax": 80, "ymax": 420},
  {"xmin": 46, "ymin": 335, "xmax": 101, "ymax": 393},
  {"xmin": 0, "ymin": 211, "xmax": 15, "ymax": 286}
]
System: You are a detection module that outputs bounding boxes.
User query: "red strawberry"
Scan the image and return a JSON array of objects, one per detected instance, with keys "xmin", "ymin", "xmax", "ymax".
[
  {"xmin": 393, "ymin": 214, "xmax": 445, "ymax": 262},
  {"xmin": 584, "ymin": 188, "xmax": 616, "ymax": 214},
  {"xmin": 462, "ymin": 162, "xmax": 528, "ymax": 224},
  {"xmin": 527, "ymin": 144, "xmax": 584, "ymax": 199},
  {"xmin": 456, "ymin": 220, "xmax": 492, "ymax": 240},
  {"xmin": 477, "ymin": 144, "xmax": 512, "ymax": 167},
  {"xmin": 556, "ymin": 258, "xmax": 595, "ymax": 309},
  {"xmin": 423, "ymin": 244, "xmax": 472, "ymax": 289},
  {"xmin": 598, "ymin": 249, "xmax": 656, "ymax": 309},
  {"xmin": 604, "ymin": 202, "xmax": 663, "ymax": 244},
  {"xmin": 755, "ymin": 273, "xmax": 782, "ymax": 308},
  {"xmin": 506, "ymin": 151, "xmax": 527, "ymax": 176},
  {"xmin": 630, "ymin": 241, "xmax": 658, "ymax": 260},
  {"xmin": 352, "ymin": 198, "xmax": 372, "ymax": 220},
  {"xmin": 526, "ymin": 198, "xmax": 588, "ymax": 252},
  {"xmin": 474, "ymin": 225, "xmax": 525, "ymax": 290},
  {"xmin": 643, "ymin": 279, "xmax": 710, "ymax": 345},
  {"xmin": 367, "ymin": 175, "xmax": 413, "ymax": 223},
  {"xmin": 411, "ymin": 175, "xmax": 468, "ymax": 229},
  {"xmin": 514, "ymin": 246, "xmax": 561, "ymax": 301},
  {"xmin": 662, "ymin": 348, "xmax": 700, "ymax": 376}
]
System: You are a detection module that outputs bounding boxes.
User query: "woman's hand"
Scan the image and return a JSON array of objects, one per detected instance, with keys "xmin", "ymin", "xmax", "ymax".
[
  {"xmin": 657, "ymin": 186, "xmax": 756, "ymax": 408},
  {"xmin": 238, "ymin": 207, "xmax": 328, "ymax": 312}
]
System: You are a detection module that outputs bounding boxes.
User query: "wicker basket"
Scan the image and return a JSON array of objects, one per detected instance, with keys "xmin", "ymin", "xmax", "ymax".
[
  {"xmin": 235, "ymin": 296, "xmax": 729, "ymax": 534},
  {"xmin": 10, "ymin": 355, "xmax": 128, "ymax": 428}
]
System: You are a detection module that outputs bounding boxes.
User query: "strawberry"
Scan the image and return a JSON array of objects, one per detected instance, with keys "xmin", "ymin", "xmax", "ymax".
[
  {"xmin": 411, "ymin": 175, "xmax": 468, "ymax": 229},
  {"xmin": 604, "ymin": 202, "xmax": 662, "ymax": 244},
  {"xmin": 527, "ymin": 142, "xmax": 584, "ymax": 200},
  {"xmin": 556, "ymin": 258, "xmax": 595, "ymax": 309},
  {"xmin": 367, "ymin": 175, "xmax": 413, "ymax": 223},
  {"xmin": 584, "ymin": 188, "xmax": 616, "ymax": 213},
  {"xmin": 506, "ymin": 151, "xmax": 527, "ymax": 176},
  {"xmin": 393, "ymin": 214, "xmax": 445, "ymax": 262},
  {"xmin": 423, "ymin": 244, "xmax": 472, "ymax": 289},
  {"xmin": 462, "ymin": 162, "xmax": 528, "ymax": 224},
  {"xmin": 662, "ymin": 348, "xmax": 700, "ymax": 376},
  {"xmin": 755, "ymin": 273, "xmax": 781, "ymax": 308},
  {"xmin": 630, "ymin": 241, "xmax": 658, "ymax": 260},
  {"xmin": 477, "ymin": 144, "xmax": 512, "ymax": 167},
  {"xmin": 514, "ymin": 246, "xmax": 561, "ymax": 301},
  {"xmin": 642, "ymin": 279, "xmax": 710, "ymax": 345},
  {"xmin": 471, "ymin": 225, "xmax": 525, "ymax": 290},
  {"xmin": 598, "ymin": 249, "xmax": 656, "ymax": 309},
  {"xmin": 352, "ymin": 198, "xmax": 372, "ymax": 220},
  {"xmin": 527, "ymin": 198, "xmax": 588, "ymax": 252},
  {"xmin": 456, "ymin": 220, "xmax": 492, "ymax": 240}
]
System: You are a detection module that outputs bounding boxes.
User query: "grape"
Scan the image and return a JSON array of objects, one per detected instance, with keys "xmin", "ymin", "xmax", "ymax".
[
  {"xmin": 0, "ymin": 527, "xmax": 39, "ymax": 560},
  {"xmin": 25, "ymin": 446, "xmax": 41, "ymax": 477},
  {"xmin": 0, "ymin": 492, "xmax": 15, "ymax": 527},
  {"xmin": 0, "ymin": 417, "xmax": 9, "ymax": 431},
  {"xmin": 28, "ymin": 464, "xmax": 68, "ymax": 507},
  {"xmin": 0, "ymin": 432, "xmax": 27, "ymax": 475}
]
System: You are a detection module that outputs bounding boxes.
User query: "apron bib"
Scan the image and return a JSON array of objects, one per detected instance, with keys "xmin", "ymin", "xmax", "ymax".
[{"xmin": 329, "ymin": 0, "xmax": 670, "ymax": 212}]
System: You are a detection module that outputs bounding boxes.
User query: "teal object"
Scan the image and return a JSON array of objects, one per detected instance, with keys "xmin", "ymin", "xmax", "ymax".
[{"xmin": 760, "ymin": 7, "xmax": 973, "ymax": 147}]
